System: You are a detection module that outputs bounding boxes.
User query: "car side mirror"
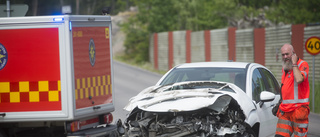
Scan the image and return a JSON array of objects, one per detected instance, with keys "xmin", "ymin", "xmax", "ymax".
[
  {"xmin": 259, "ymin": 91, "xmax": 276, "ymax": 107},
  {"xmin": 260, "ymin": 91, "xmax": 276, "ymax": 102}
]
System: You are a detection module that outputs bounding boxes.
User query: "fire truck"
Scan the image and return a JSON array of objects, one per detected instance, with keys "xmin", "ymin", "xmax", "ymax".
[{"xmin": 0, "ymin": 15, "xmax": 119, "ymax": 137}]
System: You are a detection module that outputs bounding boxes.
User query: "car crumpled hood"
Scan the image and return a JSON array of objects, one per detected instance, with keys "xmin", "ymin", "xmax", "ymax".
[{"xmin": 124, "ymin": 81, "xmax": 254, "ymax": 115}]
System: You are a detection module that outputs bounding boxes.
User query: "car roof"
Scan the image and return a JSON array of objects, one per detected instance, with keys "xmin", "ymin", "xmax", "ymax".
[{"xmin": 175, "ymin": 62, "xmax": 250, "ymax": 69}]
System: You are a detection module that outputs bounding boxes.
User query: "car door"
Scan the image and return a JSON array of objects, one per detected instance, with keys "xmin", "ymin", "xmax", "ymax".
[
  {"xmin": 250, "ymin": 67, "xmax": 280, "ymax": 136},
  {"xmin": 258, "ymin": 68, "xmax": 281, "ymax": 135}
]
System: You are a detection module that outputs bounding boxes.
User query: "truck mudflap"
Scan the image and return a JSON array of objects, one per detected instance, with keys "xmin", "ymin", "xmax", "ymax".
[{"xmin": 67, "ymin": 124, "xmax": 118, "ymax": 137}]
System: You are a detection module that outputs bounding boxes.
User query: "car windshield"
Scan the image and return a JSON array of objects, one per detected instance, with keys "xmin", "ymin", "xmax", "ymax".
[{"xmin": 159, "ymin": 67, "xmax": 246, "ymax": 91}]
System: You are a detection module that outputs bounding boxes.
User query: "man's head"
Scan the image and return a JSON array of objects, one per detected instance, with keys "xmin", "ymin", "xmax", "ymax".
[{"xmin": 281, "ymin": 43, "xmax": 295, "ymax": 71}]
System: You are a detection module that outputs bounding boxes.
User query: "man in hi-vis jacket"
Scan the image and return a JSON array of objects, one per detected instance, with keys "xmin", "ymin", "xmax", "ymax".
[{"xmin": 275, "ymin": 43, "xmax": 310, "ymax": 137}]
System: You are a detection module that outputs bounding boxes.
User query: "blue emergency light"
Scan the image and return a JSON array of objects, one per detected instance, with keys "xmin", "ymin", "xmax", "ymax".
[
  {"xmin": 53, "ymin": 17, "xmax": 64, "ymax": 22},
  {"xmin": 69, "ymin": 21, "xmax": 72, "ymax": 31}
]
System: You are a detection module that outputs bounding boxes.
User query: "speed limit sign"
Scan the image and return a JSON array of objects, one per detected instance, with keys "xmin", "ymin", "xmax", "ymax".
[
  {"xmin": 305, "ymin": 36, "xmax": 320, "ymax": 55},
  {"xmin": 305, "ymin": 36, "xmax": 319, "ymax": 112}
]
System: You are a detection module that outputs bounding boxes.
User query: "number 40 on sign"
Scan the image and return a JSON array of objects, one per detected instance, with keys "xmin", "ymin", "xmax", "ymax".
[{"xmin": 305, "ymin": 36, "xmax": 320, "ymax": 56}]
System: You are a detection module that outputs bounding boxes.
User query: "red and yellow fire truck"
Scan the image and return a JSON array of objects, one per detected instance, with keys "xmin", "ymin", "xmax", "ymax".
[{"xmin": 0, "ymin": 15, "xmax": 119, "ymax": 137}]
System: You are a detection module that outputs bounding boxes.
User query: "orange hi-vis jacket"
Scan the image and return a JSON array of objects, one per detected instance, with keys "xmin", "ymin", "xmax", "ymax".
[{"xmin": 280, "ymin": 59, "xmax": 310, "ymax": 112}]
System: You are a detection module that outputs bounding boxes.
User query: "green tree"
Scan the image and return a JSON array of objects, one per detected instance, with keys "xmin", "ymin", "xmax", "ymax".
[
  {"xmin": 267, "ymin": 0, "xmax": 320, "ymax": 24},
  {"xmin": 173, "ymin": 0, "xmax": 227, "ymax": 31},
  {"xmin": 134, "ymin": 0, "xmax": 178, "ymax": 32},
  {"xmin": 120, "ymin": 0, "xmax": 270, "ymax": 63},
  {"xmin": 120, "ymin": 15, "xmax": 150, "ymax": 63}
]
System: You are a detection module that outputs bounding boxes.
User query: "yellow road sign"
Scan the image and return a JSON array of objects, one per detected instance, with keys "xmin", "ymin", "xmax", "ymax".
[{"xmin": 305, "ymin": 36, "xmax": 320, "ymax": 56}]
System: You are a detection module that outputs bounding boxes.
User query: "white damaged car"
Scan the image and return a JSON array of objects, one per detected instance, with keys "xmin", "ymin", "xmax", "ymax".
[{"xmin": 123, "ymin": 62, "xmax": 280, "ymax": 137}]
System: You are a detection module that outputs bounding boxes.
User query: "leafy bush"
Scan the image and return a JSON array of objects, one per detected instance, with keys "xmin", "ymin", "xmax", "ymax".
[{"xmin": 120, "ymin": 16, "xmax": 149, "ymax": 63}]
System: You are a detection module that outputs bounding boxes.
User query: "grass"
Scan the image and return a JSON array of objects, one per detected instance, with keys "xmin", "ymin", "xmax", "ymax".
[{"xmin": 310, "ymin": 81, "xmax": 320, "ymax": 113}]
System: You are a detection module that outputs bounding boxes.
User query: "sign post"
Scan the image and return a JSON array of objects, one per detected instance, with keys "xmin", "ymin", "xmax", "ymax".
[{"xmin": 305, "ymin": 36, "xmax": 320, "ymax": 112}]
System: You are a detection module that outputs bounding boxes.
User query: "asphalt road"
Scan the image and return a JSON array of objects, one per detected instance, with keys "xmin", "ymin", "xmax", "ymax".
[
  {"xmin": 112, "ymin": 61, "xmax": 320, "ymax": 137},
  {"xmin": 113, "ymin": 61, "xmax": 162, "ymax": 121}
]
